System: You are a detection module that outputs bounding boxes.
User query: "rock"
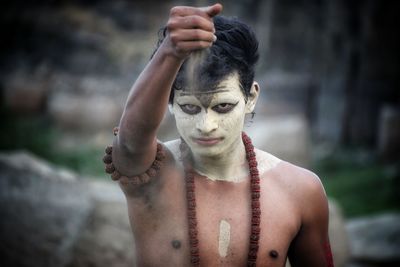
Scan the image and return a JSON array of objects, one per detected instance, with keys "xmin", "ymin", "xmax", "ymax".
[
  {"xmin": 66, "ymin": 200, "xmax": 135, "ymax": 267},
  {"xmin": 329, "ymin": 199, "xmax": 351, "ymax": 267},
  {"xmin": 0, "ymin": 151, "xmax": 93, "ymax": 267},
  {"xmin": 0, "ymin": 151, "xmax": 134, "ymax": 267},
  {"xmin": 346, "ymin": 213, "xmax": 400, "ymax": 264},
  {"xmin": 0, "ymin": 150, "xmax": 136, "ymax": 267},
  {"xmin": 246, "ymin": 115, "xmax": 311, "ymax": 167},
  {"xmin": 67, "ymin": 179, "xmax": 135, "ymax": 267},
  {"xmin": 47, "ymin": 74, "xmax": 125, "ymax": 132}
]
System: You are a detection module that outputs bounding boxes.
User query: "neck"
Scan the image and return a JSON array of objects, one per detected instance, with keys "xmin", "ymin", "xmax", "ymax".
[{"xmin": 190, "ymin": 137, "xmax": 248, "ymax": 183}]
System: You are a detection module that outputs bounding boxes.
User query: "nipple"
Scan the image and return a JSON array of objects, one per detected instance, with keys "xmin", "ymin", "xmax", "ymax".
[{"xmin": 269, "ymin": 250, "xmax": 279, "ymax": 259}]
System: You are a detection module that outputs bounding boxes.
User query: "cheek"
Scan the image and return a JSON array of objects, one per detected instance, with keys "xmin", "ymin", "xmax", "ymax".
[
  {"xmin": 173, "ymin": 110, "xmax": 196, "ymax": 132},
  {"xmin": 218, "ymin": 107, "xmax": 246, "ymax": 132}
]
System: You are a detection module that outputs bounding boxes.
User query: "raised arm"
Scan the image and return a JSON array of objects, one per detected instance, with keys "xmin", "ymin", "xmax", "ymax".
[
  {"xmin": 288, "ymin": 174, "xmax": 334, "ymax": 267},
  {"xmin": 112, "ymin": 4, "xmax": 223, "ymax": 177}
]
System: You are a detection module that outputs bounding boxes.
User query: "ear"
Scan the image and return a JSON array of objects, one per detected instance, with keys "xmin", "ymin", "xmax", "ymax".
[{"xmin": 245, "ymin": 81, "xmax": 260, "ymax": 113}]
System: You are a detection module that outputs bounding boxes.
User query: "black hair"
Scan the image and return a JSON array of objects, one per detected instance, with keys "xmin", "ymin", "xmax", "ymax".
[{"xmin": 153, "ymin": 16, "xmax": 259, "ymax": 104}]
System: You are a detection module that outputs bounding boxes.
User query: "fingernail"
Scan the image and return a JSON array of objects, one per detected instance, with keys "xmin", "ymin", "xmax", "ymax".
[{"xmin": 213, "ymin": 34, "xmax": 217, "ymax": 42}]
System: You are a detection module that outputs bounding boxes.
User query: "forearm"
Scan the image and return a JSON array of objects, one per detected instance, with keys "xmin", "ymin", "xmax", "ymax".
[
  {"xmin": 110, "ymin": 4, "xmax": 221, "ymax": 176},
  {"xmin": 113, "ymin": 42, "xmax": 183, "ymax": 175},
  {"xmin": 119, "ymin": 43, "xmax": 182, "ymax": 150}
]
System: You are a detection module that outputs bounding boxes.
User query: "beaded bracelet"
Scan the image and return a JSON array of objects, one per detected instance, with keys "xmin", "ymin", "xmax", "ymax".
[{"xmin": 102, "ymin": 127, "xmax": 166, "ymax": 185}]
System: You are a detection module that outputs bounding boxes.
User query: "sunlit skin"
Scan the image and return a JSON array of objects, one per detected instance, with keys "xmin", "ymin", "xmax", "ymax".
[{"xmin": 111, "ymin": 3, "xmax": 333, "ymax": 267}]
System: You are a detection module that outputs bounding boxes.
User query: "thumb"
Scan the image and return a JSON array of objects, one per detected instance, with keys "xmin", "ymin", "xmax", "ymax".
[{"xmin": 205, "ymin": 3, "xmax": 223, "ymax": 17}]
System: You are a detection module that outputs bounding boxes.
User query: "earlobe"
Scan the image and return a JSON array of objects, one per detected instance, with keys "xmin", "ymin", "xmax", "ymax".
[
  {"xmin": 168, "ymin": 104, "xmax": 174, "ymax": 115},
  {"xmin": 245, "ymin": 82, "xmax": 260, "ymax": 113}
]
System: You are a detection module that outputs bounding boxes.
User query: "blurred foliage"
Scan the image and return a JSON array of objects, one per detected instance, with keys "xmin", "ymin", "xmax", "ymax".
[
  {"xmin": 0, "ymin": 107, "xmax": 105, "ymax": 177},
  {"xmin": 315, "ymin": 149, "xmax": 400, "ymax": 218}
]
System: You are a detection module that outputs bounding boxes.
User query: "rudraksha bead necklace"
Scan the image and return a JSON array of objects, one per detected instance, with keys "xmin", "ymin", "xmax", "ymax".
[
  {"xmin": 180, "ymin": 132, "xmax": 261, "ymax": 267},
  {"xmin": 103, "ymin": 127, "xmax": 166, "ymax": 185},
  {"xmin": 104, "ymin": 129, "xmax": 261, "ymax": 266}
]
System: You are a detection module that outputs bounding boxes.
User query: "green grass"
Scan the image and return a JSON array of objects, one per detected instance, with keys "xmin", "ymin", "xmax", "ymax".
[
  {"xmin": 0, "ymin": 108, "xmax": 106, "ymax": 177},
  {"xmin": 314, "ymin": 150, "xmax": 400, "ymax": 218}
]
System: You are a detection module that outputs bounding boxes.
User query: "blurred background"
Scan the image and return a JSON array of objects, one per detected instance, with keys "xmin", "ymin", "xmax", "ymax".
[{"xmin": 0, "ymin": 0, "xmax": 399, "ymax": 266}]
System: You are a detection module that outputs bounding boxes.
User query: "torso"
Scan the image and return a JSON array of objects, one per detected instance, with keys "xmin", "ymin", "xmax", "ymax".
[{"xmin": 125, "ymin": 140, "xmax": 311, "ymax": 267}]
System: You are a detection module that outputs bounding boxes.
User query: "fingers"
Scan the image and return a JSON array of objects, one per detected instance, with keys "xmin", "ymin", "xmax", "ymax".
[
  {"xmin": 167, "ymin": 15, "xmax": 215, "ymax": 32},
  {"xmin": 165, "ymin": 4, "xmax": 223, "ymax": 58},
  {"xmin": 202, "ymin": 3, "xmax": 223, "ymax": 17},
  {"xmin": 170, "ymin": 3, "xmax": 223, "ymax": 20},
  {"xmin": 175, "ymin": 41, "xmax": 215, "ymax": 52}
]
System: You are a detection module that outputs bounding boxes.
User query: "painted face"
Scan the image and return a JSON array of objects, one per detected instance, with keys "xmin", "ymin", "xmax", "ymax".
[{"xmin": 172, "ymin": 73, "xmax": 254, "ymax": 158}]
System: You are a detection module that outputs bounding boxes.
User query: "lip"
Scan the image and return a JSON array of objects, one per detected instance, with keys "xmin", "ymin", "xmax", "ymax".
[{"xmin": 192, "ymin": 137, "xmax": 223, "ymax": 146}]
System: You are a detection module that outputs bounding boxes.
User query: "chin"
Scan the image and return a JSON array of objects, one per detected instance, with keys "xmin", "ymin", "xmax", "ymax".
[{"xmin": 188, "ymin": 143, "xmax": 228, "ymax": 158}]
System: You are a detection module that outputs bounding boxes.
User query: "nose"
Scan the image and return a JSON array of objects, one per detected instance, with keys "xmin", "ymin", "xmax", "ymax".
[{"xmin": 196, "ymin": 112, "xmax": 218, "ymax": 134}]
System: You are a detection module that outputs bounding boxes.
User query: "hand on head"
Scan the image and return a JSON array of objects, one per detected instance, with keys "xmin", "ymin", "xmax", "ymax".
[{"xmin": 165, "ymin": 3, "xmax": 223, "ymax": 59}]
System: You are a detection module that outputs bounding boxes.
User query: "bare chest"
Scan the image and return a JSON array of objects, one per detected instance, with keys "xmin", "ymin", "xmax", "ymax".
[{"xmin": 127, "ymin": 171, "xmax": 300, "ymax": 267}]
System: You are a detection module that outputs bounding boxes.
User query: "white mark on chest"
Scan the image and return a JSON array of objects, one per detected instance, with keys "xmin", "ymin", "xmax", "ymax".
[{"xmin": 218, "ymin": 219, "xmax": 231, "ymax": 257}]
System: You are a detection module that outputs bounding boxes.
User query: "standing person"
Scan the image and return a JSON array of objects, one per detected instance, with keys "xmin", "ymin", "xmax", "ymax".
[{"xmin": 103, "ymin": 3, "xmax": 334, "ymax": 267}]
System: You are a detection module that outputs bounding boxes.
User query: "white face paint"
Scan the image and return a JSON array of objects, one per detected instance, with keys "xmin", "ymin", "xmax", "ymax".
[
  {"xmin": 172, "ymin": 73, "xmax": 254, "ymax": 158},
  {"xmin": 218, "ymin": 220, "xmax": 231, "ymax": 257}
]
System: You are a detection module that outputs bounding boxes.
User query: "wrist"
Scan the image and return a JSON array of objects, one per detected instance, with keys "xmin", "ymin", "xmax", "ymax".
[{"xmin": 157, "ymin": 37, "xmax": 190, "ymax": 63}]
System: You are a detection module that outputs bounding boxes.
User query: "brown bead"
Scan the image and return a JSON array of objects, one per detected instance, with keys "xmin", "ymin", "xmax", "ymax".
[
  {"xmin": 188, "ymin": 200, "xmax": 196, "ymax": 208},
  {"xmin": 119, "ymin": 176, "xmax": 129, "ymax": 185},
  {"xmin": 250, "ymin": 234, "xmax": 260, "ymax": 241},
  {"xmin": 105, "ymin": 163, "xmax": 115, "ymax": 174},
  {"xmin": 113, "ymin": 127, "xmax": 119, "ymax": 136},
  {"xmin": 146, "ymin": 168, "xmax": 157, "ymax": 177},
  {"xmin": 102, "ymin": 154, "xmax": 112, "ymax": 164},
  {"xmin": 251, "ymin": 184, "xmax": 261, "ymax": 192},
  {"xmin": 249, "ymin": 250, "xmax": 258, "ymax": 257},
  {"xmin": 152, "ymin": 160, "xmax": 162, "ymax": 170},
  {"xmin": 187, "ymin": 191, "xmax": 195, "ymax": 200},
  {"xmin": 105, "ymin": 145, "xmax": 112, "ymax": 154},
  {"xmin": 252, "ymin": 226, "xmax": 261, "ymax": 233},
  {"xmin": 189, "ymin": 228, "xmax": 198, "ymax": 236},
  {"xmin": 250, "ymin": 243, "xmax": 259, "ymax": 250},
  {"xmin": 248, "ymin": 254, "xmax": 257, "ymax": 260},
  {"xmin": 111, "ymin": 171, "xmax": 120, "ymax": 181},
  {"xmin": 155, "ymin": 153, "xmax": 164, "ymax": 161},
  {"xmin": 139, "ymin": 173, "xmax": 150, "ymax": 183},
  {"xmin": 252, "ymin": 217, "xmax": 261, "ymax": 225},
  {"xmin": 252, "ymin": 201, "xmax": 260, "ymax": 208},
  {"xmin": 249, "ymin": 160, "xmax": 257, "ymax": 167},
  {"xmin": 190, "ymin": 238, "xmax": 198, "ymax": 245},
  {"xmin": 250, "ymin": 168, "xmax": 259, "ymax": 175}
]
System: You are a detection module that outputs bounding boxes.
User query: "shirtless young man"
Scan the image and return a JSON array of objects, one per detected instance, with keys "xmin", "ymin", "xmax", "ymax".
[{"xmin": 103, "ymin": 3, "xmax": 334, "ymax": 267}]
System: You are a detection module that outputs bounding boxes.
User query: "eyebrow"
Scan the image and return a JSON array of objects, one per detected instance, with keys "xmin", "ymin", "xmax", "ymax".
[{"xmin": 178, "ymin": 89, "xmax": 230, "ymax": 96}]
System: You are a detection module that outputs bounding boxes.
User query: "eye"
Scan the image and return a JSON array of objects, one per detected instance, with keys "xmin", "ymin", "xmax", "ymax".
[
  {"xmin": 212, "ymin": 103, "xmax": 237, "ymax": 113},
  {"xmin": 179, "ymin": 104, "xmax": 201, "ymax": 115}
]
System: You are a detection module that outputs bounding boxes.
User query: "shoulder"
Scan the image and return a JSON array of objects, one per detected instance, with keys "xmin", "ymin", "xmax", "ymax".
[
  {"xmin": 276, "ymin": 160, "xmax": 329, "ymax": 224},
  {"xmin": 256, "ymin": 149, "xmax": 328, "ymax": 217},
  {"xmin": 257, "ymin": 148, "xmax": 324, "ymax": 196}
]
